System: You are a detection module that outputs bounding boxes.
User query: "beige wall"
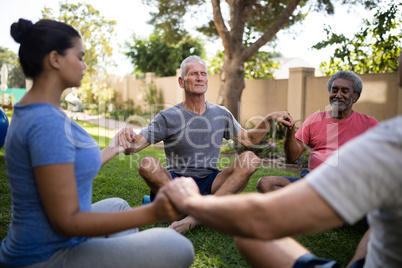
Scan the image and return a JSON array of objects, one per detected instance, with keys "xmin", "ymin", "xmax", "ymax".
[
  {"xmin": 241, "ymin": 78, "xmax": 288, "ymax": 127},
  {"xmin": 204, "ymin": 74, "xmax": 221, "ymax": 104},
  {"xmin": 108, "ymin": 69, "xmax": 401, "ymax": 125},
  {"xmin": 304, "ymin": 76, "xmax": 329, "ymax": 121},
  {"xmin": 355, "ymin": 72, "xmax": 400, "ymax": 121}
]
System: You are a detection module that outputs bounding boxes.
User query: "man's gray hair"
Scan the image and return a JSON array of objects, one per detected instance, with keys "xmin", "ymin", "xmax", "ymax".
[
  {"xmin": 180, "ymin": 55, "xmax": 207, "ymax": 78},
  {"xmin": 327, "ymin": 70, "xmax": 363, "ymax": 96}
]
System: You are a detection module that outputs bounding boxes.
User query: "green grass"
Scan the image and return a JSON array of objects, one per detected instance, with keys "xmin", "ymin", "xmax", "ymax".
[{"xmin": 0, "ymin": 119, "xmax": 365, "ymax": 267}]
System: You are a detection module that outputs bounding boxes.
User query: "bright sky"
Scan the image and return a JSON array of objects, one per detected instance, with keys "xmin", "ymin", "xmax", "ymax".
[{"xmin": 0, "ymin": 0, "xmax": 373, "ymax": 76}]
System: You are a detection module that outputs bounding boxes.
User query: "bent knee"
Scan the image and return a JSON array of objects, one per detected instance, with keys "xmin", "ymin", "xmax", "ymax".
[
  {"xmin": 257, "ymin": 176, "xmax": 288, "ymax": 193},
  {"xmin": 151, "ymin": 228, "xmax": 195, "ymax": 267},
  {"xmin": 239, "ymin": 150, "xmax": 258, "ymax": 160},
  {"xmin": 139, "ymin": 156, "xmax": 159, "ymax": 173},
  {"xmin": 233, "ymin": 236, "xmax": 250, "ymax": 254},
  {"xmin": 108, "ymin": 197, "xmax": 131, "ymax": 211},
  {"xmin": 238, "ymin": 151, "xmax": 261, "ymax": 171},
  {"xmin": 256, "ymin": 176, "xmax": 269, "ymax": 193}
]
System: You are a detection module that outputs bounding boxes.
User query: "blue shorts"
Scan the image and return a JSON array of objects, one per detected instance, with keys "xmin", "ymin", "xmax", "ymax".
[
  {"xmin": 150, "ymin": 171, "xmax": 221, "ymax": 200},
  {"xmin": 294, "ymin": 254, "xmax": 365, "ymax": 268},
  {"xmin": 169, "ymin": 171, "xmax": 221, "ymax": 195},
  {"xmin": 284, "ymin": 169, "xmax": 309, "ymax": 183}
]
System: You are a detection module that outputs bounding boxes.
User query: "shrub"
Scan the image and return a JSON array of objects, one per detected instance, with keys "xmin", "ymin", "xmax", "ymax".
[{"xmin": 109, "ymin": 109, "xmax": 129, "ymax": 121}]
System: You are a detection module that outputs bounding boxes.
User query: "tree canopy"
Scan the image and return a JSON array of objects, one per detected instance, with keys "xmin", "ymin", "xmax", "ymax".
[
  {"xmin": 41, "ymin": 1, "xmax": 117, "ymax": 77},
  {"xmin": 125, "ymin": 33, "xmax": 205, "ymax": 77},
  {"xmin": 209, "ymin": 50, "xmax": 281, "ymax": 79},
  {"xmin": 143, "ymin": 0, "xmax": 380, "ymax": 45},
  {"xmin": 313, "ymin": 2, "xmax": 401, "ymax": 75},
  {"xmin": 41, "ymin": 1, "xmax": 118, "ymax": 103}
]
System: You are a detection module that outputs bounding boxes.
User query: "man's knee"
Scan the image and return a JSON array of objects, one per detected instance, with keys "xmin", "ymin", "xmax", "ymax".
[
  {"xmin": 237, "ymin": 151, "xmax": 261, "ymax": 173},
  {"xmin": 257, "ymin": 176, "xmax": 288, "ymax": 193},
  {"xmin": 257, "ymin": 176, "xmax": 279, "ymax": 193},
  {"xmin": 138, "ymin": 156, "xmax": 160, "ymax": 177},
  {"xmin": 257, "ymin": 176, "xmax": 269, "ymax": 193},
  {"xmin": 233, "ymin": 236, "xmax": 249, "ymax": 252}
]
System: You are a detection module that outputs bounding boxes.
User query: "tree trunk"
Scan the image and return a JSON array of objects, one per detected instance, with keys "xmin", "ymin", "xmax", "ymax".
[
  {"xmin": 212, "ymin": 0, "xmax": 303, "ymax": 121},
  {"xmin": 217, "ymin": 55, "xmax": 245, "ymax": 121}
]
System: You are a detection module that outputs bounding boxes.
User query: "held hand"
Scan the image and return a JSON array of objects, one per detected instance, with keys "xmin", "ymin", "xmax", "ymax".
[
  {"xmin": 268, "ymin": 111, "xmax": 295, "ymax": 130},
  {"xmin": 151, "ymin": 190, "xmax": 183, "ymax": 222},
  {"xmin": 160, "ymin": 177, "xmax": 200, "ymax": 213},
  {"xmin": 109, "ymin": 127, "xmax": 137, "ymax": 154}
]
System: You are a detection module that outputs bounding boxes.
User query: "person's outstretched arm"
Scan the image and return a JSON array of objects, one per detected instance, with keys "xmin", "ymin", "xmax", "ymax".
[
  {"xmin": 161, "ymin": 177, "xmax": 344, "ymax": 240},
  {"xmin": 233, "ymin": 111, "xmax": 295, "ymax": 147},
  {"xmin": 101, "ymin": 129, "xmax": 151, "ymax": 166},
  {"xmin": 101, "ymin": 127, "xmax": 136, "ymax": 166},
  {"xmin": 34, "ymin": 163, "xmax": 182, "ymax": 238}
]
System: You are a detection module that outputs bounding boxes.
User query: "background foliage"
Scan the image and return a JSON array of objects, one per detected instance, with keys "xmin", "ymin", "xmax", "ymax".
[
  {"xmin": 208, "ymin": 50, "xmax": 281, "ymax": 80},
  {"xmin": 313, "ymin": 2, "xmax": 401, "ymax": 75},
  {"xmin": 41, "ymin": 1, "xmax": 118, "ymax": 104},
  {"xmin": 125, "ymin": 33, "xmax": 205, "ymax": 77},
  {"xmin": 0, "ymin": 47, "xmax": 25, "ymax": 88}
]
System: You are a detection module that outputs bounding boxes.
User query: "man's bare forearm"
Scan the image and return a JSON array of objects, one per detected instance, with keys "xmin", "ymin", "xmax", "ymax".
[
  {"xmin": 284, "ymin": 127, "xmax": 301, "ymax": 163},
  {"xmin": 239, "ymin": 111, "xmax": 295, "ymax": 147},
  {"xmin": 181, "ymin": 181, "xmax": 344, "ymax": 240}
]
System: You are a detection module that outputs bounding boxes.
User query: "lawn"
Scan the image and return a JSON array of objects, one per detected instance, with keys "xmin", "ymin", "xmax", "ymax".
[{"xmin": 0, "ymin": 115, "xmax": 366, "ymax": 267}]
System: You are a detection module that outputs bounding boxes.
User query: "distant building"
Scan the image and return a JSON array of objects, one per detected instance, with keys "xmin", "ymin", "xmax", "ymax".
[{"xmin": 271, "ymin": 57, "xmax": 323, "ymax": 79}]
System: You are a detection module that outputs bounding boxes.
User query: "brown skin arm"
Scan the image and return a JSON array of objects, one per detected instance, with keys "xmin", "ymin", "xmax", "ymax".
[
  {"xmin": 284, "ymin": 125, "xmax": 307, "ymax": 163},
  {"xmin": 161, "ymin": 177, "xmax": 344, "ymax": 240},
  {"xmin": 34, "ymin": 163, "xmax": 182, "ymax": 237},
  {"xmin": 234, "ymin": 111, "xmax": 295, "ymax": 147}
]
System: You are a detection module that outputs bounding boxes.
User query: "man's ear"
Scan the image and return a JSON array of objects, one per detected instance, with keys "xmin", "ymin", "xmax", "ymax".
[
  {"xmin": 47, "ymin": 50, "xmax": 61, "ymax": 70},
  {"xmin": 178, "ymin": 76, "xmax": 184, "ymax": 89},
  {"xmin": 353, "ymin": 92, "xmax": 360, "ymax": 103}
]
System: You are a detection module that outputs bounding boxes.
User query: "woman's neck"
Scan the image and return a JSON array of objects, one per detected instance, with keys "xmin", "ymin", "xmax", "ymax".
[{"xmin": 18, "ymin": 79, "xmax": 64, "ymax": 109}]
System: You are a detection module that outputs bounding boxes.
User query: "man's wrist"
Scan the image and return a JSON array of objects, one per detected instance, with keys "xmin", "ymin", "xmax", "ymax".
[
  {"xmin": 285, "ymin": 126, "xmax": 295, "ymax": 137},
  {"xmin": 183, "ymin": 195, "xmax": 202, "ymax": 214},
  {"xmin": 265, "ymin": 113, "xmax": 274, "ymax": 123}
]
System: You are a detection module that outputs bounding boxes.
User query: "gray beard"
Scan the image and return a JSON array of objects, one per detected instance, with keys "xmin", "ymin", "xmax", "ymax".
[{"xmin": 331, "ymin": 101, "xmax": 347, "ymax": 111}]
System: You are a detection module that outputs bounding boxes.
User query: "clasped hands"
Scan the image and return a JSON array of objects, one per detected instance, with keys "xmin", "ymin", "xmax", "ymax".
[
  {"xmin": 108, "ymin": 127, "xmax": 137, "ymax": 154},
  {"xmin": 152, "ymin": 177, "xmax": 201, "ymax": 223},
  {"xmin": 267, "ymin": 111, "xmax": 295, "ymax": 130}
]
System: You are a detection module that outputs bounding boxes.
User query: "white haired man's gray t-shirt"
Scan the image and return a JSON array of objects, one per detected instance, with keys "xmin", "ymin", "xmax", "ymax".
[
  {"xmin": 140, "ymin": 102, "xmax": 242, "ymax": 178},
  {"xmin": 306, "ymin": 116, "xmax": 402, "ymax": 268}
]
